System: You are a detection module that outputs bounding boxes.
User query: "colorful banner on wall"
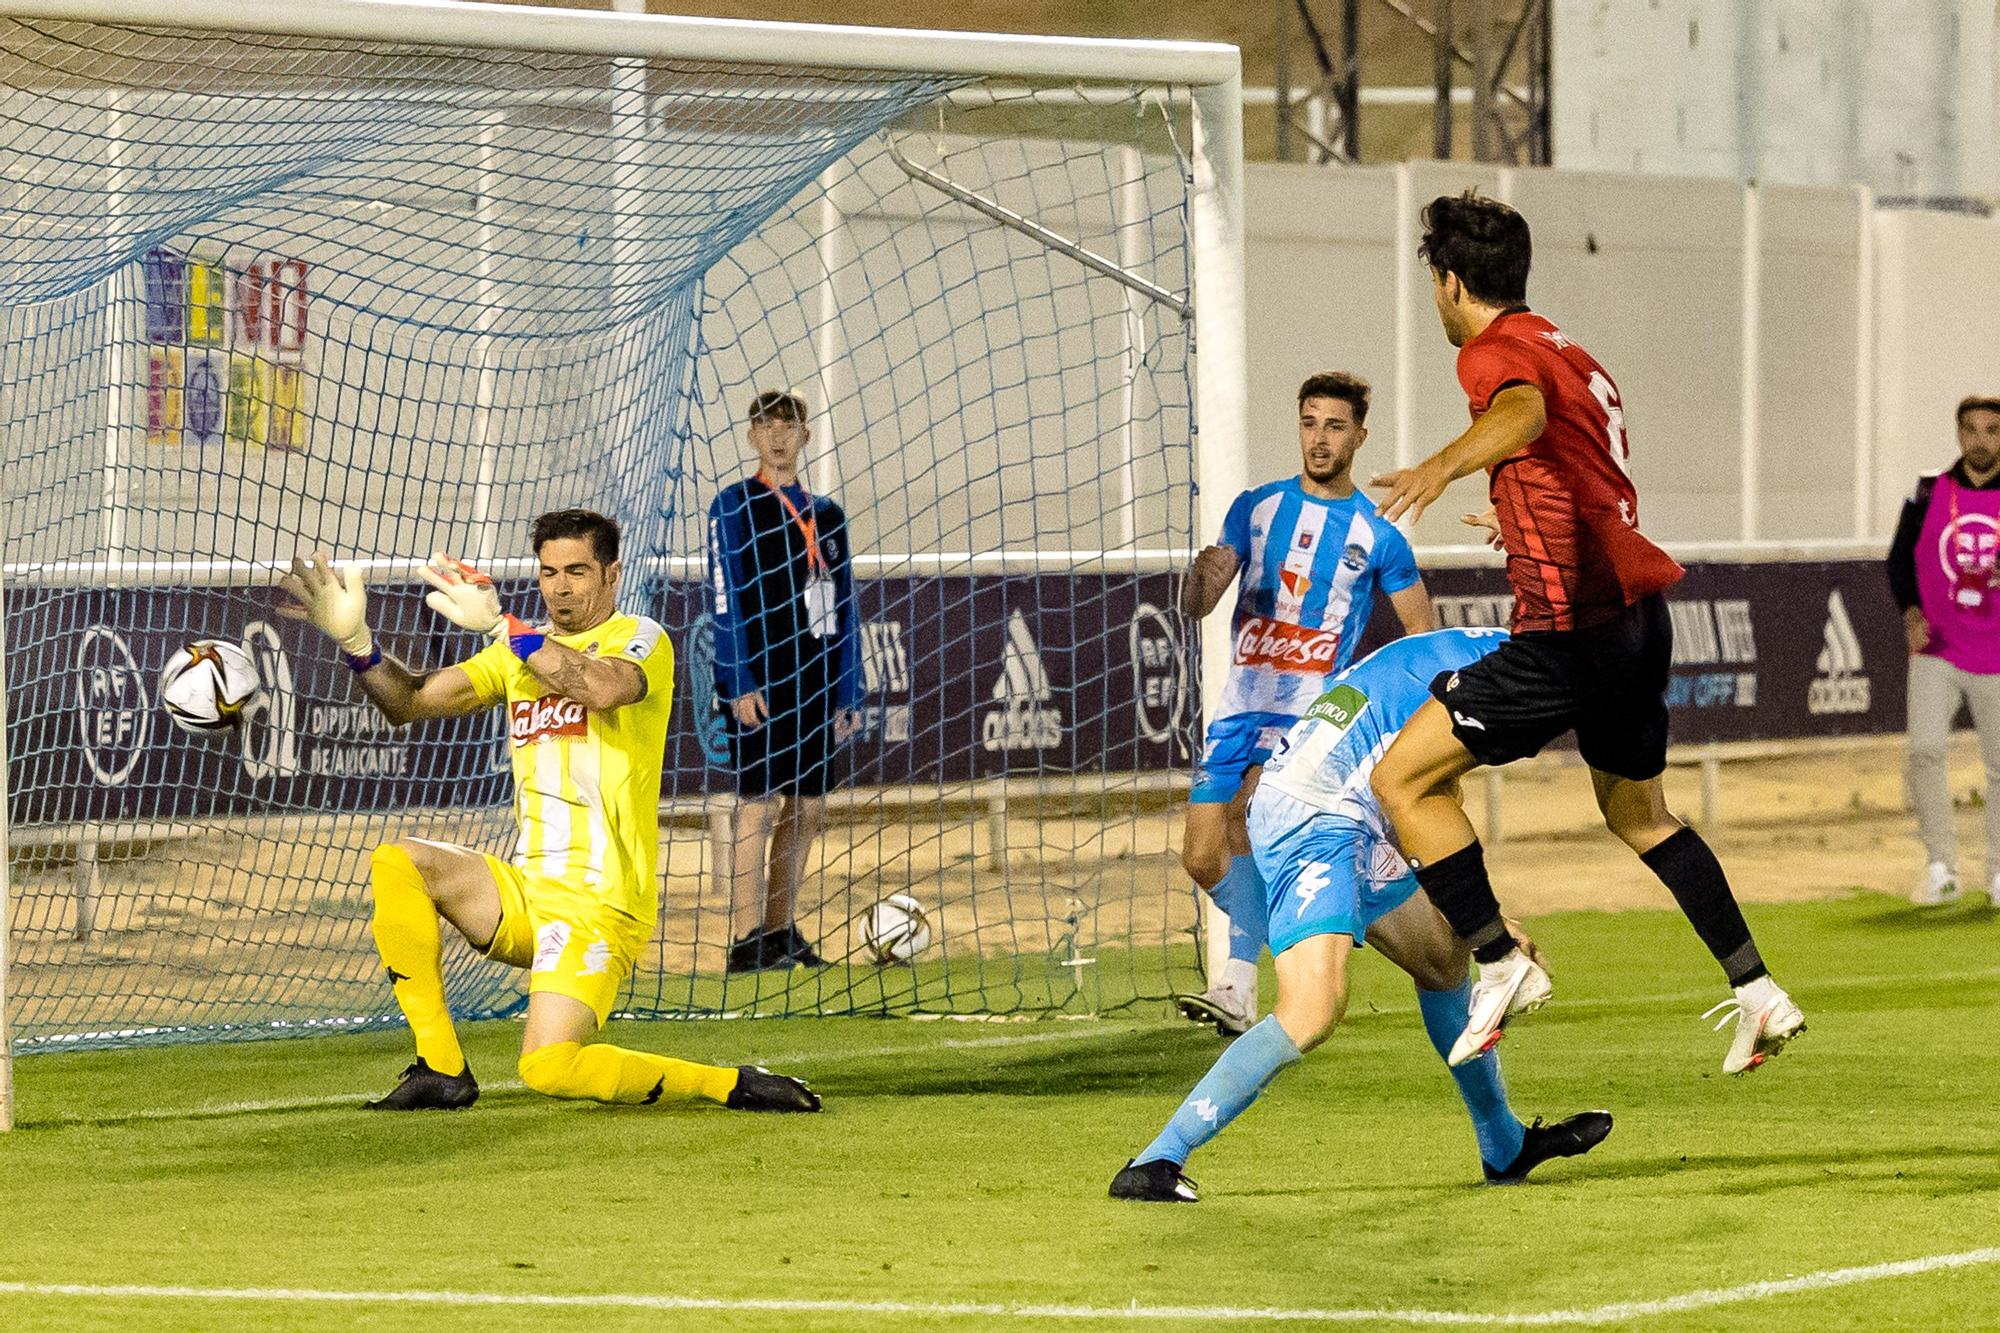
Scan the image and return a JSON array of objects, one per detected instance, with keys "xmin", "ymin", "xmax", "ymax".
[
  {"xmin": 142, "ymin": 247, "xmax": 310, "ymax": 450},
  {"xmin": 5, "ymin": 559, "xmax": 1909, "ymax": 826}
]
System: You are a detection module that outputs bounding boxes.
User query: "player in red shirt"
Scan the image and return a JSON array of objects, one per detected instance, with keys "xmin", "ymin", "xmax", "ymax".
[{"xmin": 1368, "ymin": 192, "xmax": 1804, "ymax": 1075}]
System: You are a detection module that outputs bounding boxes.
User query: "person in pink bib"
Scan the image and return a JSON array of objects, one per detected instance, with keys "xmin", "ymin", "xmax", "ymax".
[{"xmin": 1887, "ymin": 394, "xmax": 2000, "ymax": 906}]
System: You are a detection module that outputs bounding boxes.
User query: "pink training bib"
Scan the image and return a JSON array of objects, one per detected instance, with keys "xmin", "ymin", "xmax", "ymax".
[{"xmin": 1916, "ymin": 472, "xmax": 2000, "ymax": 674}]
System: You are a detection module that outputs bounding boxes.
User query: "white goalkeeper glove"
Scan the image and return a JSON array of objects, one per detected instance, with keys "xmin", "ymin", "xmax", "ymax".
[
  {"xmin": 418, "ymin": 552, "xmax": 505, "ymax": 636},
  {"xmin": 420, "ymin": 552, "xmax": 542, "ymax": 654},
  {"xmin": 280, "ymin": 552, "xmax": 373, "ymax": 657}
]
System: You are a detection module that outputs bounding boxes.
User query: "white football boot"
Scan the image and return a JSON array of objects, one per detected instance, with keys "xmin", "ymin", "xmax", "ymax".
[
  {"xmin": 1913, "ymin": 861, "xmax": 1961, "ymax": 906},
  {"xmin": 1448, "ymin": 948, "xmax": 1553, "ymax": 1067},
  {"xmin": 1176, "ymin": 957, "xmax": 1257, "ymax": 1036},
  {"xmin": 1703, "ymin": 977, "xmax": 1806, "ymax": 1074}
]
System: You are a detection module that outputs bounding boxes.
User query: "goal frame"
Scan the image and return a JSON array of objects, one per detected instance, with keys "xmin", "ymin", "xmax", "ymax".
[{"xmin": 0, "ymin": 0, "xmax": 1249, "ymax": 1124}]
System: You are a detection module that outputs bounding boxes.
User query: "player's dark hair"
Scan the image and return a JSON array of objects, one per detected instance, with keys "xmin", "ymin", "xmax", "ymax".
[
  {"xmin": 1956, "ymin": 395, "xmax": 2000, "ymax": 424},
  {"xmin": 1418, "ymin": 191, "xmax": 1531, "ymax": 306},
  {"xmin": 1297, "ymin": 371, "xmax": 1370, "ymax": 424},
  {"xmin": 747, "ymin": 389, "xmax": 808, "ymax": 423},
  {"xmin": 531, "ymin": 508, "xmax": 619, "ymax": 566}
]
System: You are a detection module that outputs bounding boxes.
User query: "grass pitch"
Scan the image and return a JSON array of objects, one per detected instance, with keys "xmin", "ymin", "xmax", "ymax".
[{"xmin": 3, "ymin": 894, "xmax": 1997, "ymax": 1332}]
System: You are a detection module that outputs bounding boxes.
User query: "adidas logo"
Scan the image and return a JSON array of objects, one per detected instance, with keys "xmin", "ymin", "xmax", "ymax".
[
  {"xmin": 1807, "ymin": 589, "xmax": 1870, "ymax": 716},
  {"xmin": 980, "ymin": 610, "xmax": 1063, "ymax": 751}
]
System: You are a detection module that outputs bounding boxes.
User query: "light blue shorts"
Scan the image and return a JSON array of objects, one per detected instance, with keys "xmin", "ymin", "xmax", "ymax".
[
  {"xmin": 1248, "ymin": 787, "xmax": 1421, "ymax": 956},
  {"xmin": 1191, "ymin": 711, "xmax": 1294, "ymax": 804}
]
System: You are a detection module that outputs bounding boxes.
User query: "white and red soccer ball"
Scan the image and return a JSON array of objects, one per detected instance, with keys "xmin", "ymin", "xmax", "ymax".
[{"xmin": 158, "ymin": 639, "xmax": 261, "ymax": 733}]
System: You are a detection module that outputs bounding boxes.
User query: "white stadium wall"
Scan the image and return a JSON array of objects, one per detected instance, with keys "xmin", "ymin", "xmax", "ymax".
[
  {"xmin": 1871, "ymin": 208, "xmax": 2000, "ymax": 524},
  {"xmin": 1552, "ymin": 0, "xmax": 1998, "ymax": 204},
  {"xmin": 2, "ymin": 133, "xmax": 1986, "ymax": 564},
  {"xmin": 1243, "ymin": 160, "xmax": 1952, "ymax": 549}
]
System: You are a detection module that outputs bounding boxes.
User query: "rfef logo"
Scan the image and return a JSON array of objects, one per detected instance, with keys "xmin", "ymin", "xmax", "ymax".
[
  {"xmin": 1232, "ymin": 615, "xmax": 1340, "ymax": 673},
  {"xmin": 74, "ymin": 625, "xmax": 148, "ymax": 786},
  {"xmin": 510, "ymin": 695, "xmax": 587, "ymax": 746},
  {"xmin": 1128, "ymin": 602, "xmax": 1184, "ymax": 747}
]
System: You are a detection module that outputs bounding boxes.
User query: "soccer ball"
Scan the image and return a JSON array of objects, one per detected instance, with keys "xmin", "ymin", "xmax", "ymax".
[
  {"xmin": 861, "ymin": 893, "xmax": 934, "ymax": 964},
  {"xmin": 159, "ymin": 639, "xmax": 261, "ymax": 733}
]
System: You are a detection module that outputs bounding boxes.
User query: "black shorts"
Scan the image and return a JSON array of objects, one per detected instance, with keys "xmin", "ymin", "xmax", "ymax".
[
  {"xmin": 723, "ymin": 694, "xmax": 844, "ymax": 799},
  {"xmin": 1430, "ymin": 593, "xmax": 1673, "ymax": 781}
]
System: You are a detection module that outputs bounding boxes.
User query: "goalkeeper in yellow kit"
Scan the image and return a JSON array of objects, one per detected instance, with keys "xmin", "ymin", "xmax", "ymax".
[{"xmin": 280, "ymin": 508, "xmax": 819, "ymax": 1113}]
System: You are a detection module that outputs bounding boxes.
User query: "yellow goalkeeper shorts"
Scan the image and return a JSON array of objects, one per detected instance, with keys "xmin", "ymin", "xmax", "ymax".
[{"xmin": 481, "ymin": 855, "xmax": 650, "ymax": 1026}]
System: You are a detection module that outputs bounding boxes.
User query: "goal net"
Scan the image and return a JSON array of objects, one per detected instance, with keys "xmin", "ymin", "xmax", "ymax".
[{"xmin": 0, "ymin": 1, "xmax": 1246, "ymax": 1054}]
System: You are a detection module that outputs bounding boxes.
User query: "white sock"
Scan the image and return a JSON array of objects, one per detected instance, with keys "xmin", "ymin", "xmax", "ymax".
[
  {"xmin": 1221, "ymin": 957, "xmax": 1259, "ymax": 993},
  {"xmin": 1734, "ymin": 975, "xmax": 1781, "ymax": 1007}
]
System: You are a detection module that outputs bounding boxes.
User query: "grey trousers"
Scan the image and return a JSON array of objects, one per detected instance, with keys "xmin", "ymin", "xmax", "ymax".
[{"xmin": 1906, "ymin": 651, "xmax": 2000, "ymax": 872}]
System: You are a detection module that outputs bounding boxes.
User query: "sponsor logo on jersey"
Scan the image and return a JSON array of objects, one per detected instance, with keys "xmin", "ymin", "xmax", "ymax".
[
  {"xmin": 1808, "ymin": 589, "xmax": 1870, "ymax": 715},
  {"xmin": 981, "ymin": 610, "xmax": 1063, "ymax": 751},
  {"xmin": 1233, "ymin": 615, "xmax": 1340, "ymax": 673},
  {"xmin": 510, "ymin": 694, "xmax": 588, "ymax": 746},
  {"xmin": 1939, "ymin": 512, "xmax": 2000, "ymax": 589},
  {"xmin": 74, "ymin": 625, "xmax": 149, "ymax": 786},
  {"xmin": 1341, "ymin": 542, "xmax": 1368, "ymax": 572},
  {"xmin": 1303, "ymin": 682, "xmax": 1368, "ymax": 729},
  {"xmin": 1278, "ymin": 567, "xmax": 1312, "ymax": 600}
]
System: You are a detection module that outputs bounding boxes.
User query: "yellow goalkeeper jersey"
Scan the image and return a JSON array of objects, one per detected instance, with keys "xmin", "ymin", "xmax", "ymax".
[{"xmin": 458, "ymin": 612, "xmax": 674, "ymax": 922}]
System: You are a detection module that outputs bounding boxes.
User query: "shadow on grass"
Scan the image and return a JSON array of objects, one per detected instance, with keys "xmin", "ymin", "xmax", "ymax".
[
  {"xmin": 1848, "ymin": 901, "xmax": 2000, "ymax": 931},
  {"xmin": 810, "ymin": 1026, "xmax": 1225, "ymax": 1099},
  {"xmin": 1221, "ymin": 1140, "xmax": 2000, "ymax": 1203}
]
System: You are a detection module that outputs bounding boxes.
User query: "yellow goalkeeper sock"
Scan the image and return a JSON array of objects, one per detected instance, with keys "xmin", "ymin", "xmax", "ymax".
[
  {"xmin": 369, "ymin": 844, "xmax": 465, "ymax": 1078},
  {"xmin": 518, "ymin": 1041, "xmax": 739, "ymax": 1105}
]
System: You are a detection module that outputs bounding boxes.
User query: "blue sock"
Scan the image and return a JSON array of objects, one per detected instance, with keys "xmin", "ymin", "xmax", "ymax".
[
  {"xmin": 1136, "ymin": 1015, "xmax": 1302, "ymax": 1167},
  {"xmin": 1207, "ymin": 854, "xmax": 1269, "ymax": 965},
  {"xmin": 1416, "ymin": 981, "xmax": 1526, "ymax": 1171}
]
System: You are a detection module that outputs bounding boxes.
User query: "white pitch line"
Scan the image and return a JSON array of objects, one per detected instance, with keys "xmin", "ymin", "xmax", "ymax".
[{"xmin": 1, "ymin": 1249, "xmax": 1996, "ymax": 1324}]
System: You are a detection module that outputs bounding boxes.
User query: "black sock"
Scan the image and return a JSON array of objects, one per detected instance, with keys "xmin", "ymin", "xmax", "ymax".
[
  {"xmin": 1639, "ymin": 827, "xmax": 1766, "ymax": 986},
  {"xmin": 1412, "ymin": 841, "xmax": 1511, "ymax": 963}
]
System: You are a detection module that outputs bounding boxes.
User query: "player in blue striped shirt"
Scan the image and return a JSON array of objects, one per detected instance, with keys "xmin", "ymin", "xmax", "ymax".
[
  {"xmin": 1113, "ymin": 630, "xmax": 1611, "ymax": 1201},
  {"xmin": 1178, "ymin": 372, "xmax": 1437, "ymax": 1034}
]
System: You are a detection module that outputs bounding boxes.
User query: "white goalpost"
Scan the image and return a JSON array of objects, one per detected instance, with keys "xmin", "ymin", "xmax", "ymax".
[{"xmin": 0, "ymin": 0, "xmax": 1246, "ymax": 1102}]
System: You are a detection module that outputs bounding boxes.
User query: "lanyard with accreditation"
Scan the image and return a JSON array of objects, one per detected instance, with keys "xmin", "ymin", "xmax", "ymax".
[{"xmin": 757, "ymin": 469, "xmax": 839, "ymax": 638}]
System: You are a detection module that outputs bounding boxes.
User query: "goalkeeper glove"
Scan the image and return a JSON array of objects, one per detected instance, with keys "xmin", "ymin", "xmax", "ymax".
[
  {"xmin": 281, "ymin": 553, "xmax": 374, "ymax": 663},
  {"xmin": 420, "ymin": 552, "xmax": 545, "ymax": 660}
]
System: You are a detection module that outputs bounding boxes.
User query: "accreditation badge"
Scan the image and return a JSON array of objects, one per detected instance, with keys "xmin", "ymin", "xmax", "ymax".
[{"xmin": 804, "ymin": 575, "xmax": 837, "ymax": 638}]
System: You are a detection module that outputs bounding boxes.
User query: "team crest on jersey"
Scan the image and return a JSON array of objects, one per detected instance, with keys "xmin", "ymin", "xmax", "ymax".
[
  {"xmin": 510, "ymin": 694, "xmax": 587, "ymax": 746},
  {"xmin": 1341, "ymin": 543, "xmax": 1368, "ymax": 572},
  {"xmin": 1296, "ymin": 531, "xmax": 1313, "ymax": 550}
]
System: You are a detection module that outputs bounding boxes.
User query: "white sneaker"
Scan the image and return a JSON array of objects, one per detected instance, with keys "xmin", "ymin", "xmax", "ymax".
[
  {"xmin": 1447, "ymin": 949, "xmax": 1553, "ymax": 1067},
  {"xmin": 1703, "ymin": 978, "xmax": 1806, "ymax": 1074},
  {"xmin": 1175, "ymin": 982, "xmax": 1254, "ymax": 1036},
  {"xmin": 1913, "ymin": 861, "xmax": 1961, "ymax": 906}
]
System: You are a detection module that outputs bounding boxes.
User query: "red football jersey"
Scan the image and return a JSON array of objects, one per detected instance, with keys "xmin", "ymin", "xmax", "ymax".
[{"xmin": 1456, "ymin": 310, "xmax": 1683, "ymax": 632}]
